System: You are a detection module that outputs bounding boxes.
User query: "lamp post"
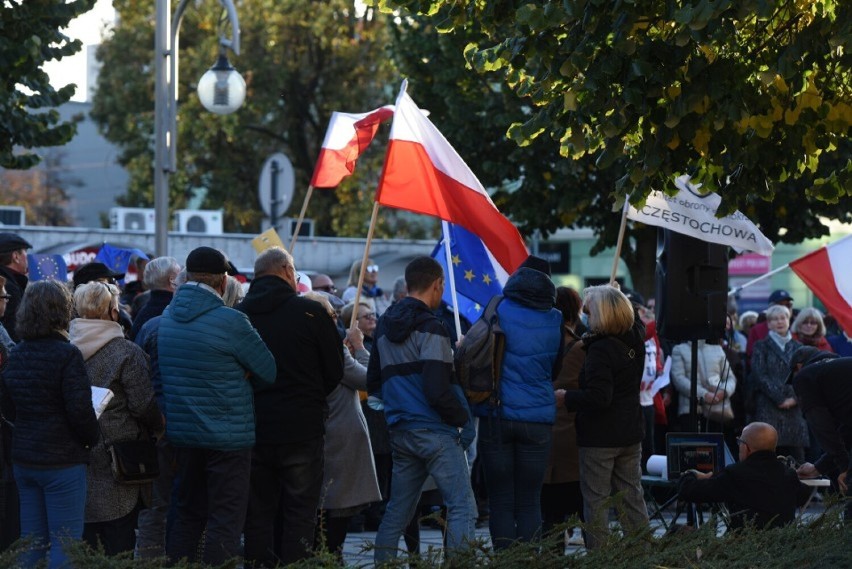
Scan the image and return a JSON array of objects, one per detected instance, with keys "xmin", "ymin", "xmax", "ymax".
[{"xmin": 154, "ymin": 0, "xmax": 246, "ymax": 256}]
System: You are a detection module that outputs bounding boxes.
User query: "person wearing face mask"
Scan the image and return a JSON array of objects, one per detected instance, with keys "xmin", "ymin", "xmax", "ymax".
[
  {"xmin": 342, "ymin": 259, "xmax": 391, "ymax": 317},
  {"xmin": 749, "ymin": 304, "xmax": 808, "ymax": 464}
]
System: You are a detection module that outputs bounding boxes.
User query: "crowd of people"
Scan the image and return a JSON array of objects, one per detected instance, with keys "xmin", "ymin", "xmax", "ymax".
[{"xmin": 0, "ymin": 230, "xmax": 849, "ymax": 567}]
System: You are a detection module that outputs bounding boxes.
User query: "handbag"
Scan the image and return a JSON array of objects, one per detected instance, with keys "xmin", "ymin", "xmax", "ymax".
[{"xmin": 108, "ymin": 438, "xmax": 159, "ymax": 484}]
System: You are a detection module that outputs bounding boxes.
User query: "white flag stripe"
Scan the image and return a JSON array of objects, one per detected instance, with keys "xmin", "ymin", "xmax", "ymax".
[
  {"xmin": 627, "ymin": 175, "xmax": 775, "ymax": 255},
  {"xmin": 321, "ymin": 106, "xmax": 395, "ymax": 150},
  {"xmin": 827, "ymin": 235, "xmax": 852, "ymax": 307}
]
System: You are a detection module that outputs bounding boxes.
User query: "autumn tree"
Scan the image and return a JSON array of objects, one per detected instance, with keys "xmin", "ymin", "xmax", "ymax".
[
  {"xmin": 0, "ymin": 0, "xmax": 95, "ymax": 169},
  {"xmin": 92, "ymin": 0, "xmax": 407, "ymax": 237},
  {"xmin": 379, "ymin": 0, "xmax": 851, "ymax": 294}
]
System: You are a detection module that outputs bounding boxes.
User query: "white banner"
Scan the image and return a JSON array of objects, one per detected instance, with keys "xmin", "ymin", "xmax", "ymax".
[{"xmin": 627, "ymin": 175, "xmax": 775, "ymax": 255}]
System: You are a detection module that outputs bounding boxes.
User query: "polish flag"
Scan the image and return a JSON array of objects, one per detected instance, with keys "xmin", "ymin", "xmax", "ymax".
[
  {"xmin": 309, "ymin": 105, "xmax": 395, "ymax": 188},
  {"xmin": 375, "ymin": 85, "xmax": 528, "ymax": 274},
  {"xmin": 790, "ymin": 234, "xmax": 852, "ymax": 334}
]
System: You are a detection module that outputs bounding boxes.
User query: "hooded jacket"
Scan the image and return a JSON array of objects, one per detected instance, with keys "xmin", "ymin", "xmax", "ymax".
[
  {"xmin": 159, "ymin": 282, "xmax": 276, "ymax": 450},
  {"xmin": 236, "ymin": 275, "xmax": 343, "ymax": 445},
  {"xmin": 471, "ymin": 267, "xmax": 563, "ymax": 423},
  {"xmin": 367, "ymin": 296, "xmax": 471, "ymax": 440}
]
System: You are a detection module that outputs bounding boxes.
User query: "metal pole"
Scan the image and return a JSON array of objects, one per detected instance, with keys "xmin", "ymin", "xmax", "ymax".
[
  {"xmin": 270, "ymin": 160, "xmax": 280, "ymax": 231},
  {"xmin": 154, "ymin": 0, "xmax": 171, "ymax": 257},
  {"xmin": 153, "ymin": 0, "xmax": 242, "ymax": 257}
]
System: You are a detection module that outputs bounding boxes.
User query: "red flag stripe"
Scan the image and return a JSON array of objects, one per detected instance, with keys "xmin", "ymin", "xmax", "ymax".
[{"xmin": 789, "ymin": 236, "xmax": 852, "ymax": 335}]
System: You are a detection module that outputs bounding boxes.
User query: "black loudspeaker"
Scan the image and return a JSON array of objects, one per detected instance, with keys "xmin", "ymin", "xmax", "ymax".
[{"xmin": 655, "ymin": 229, "xmax": 728, "ymax": 342}]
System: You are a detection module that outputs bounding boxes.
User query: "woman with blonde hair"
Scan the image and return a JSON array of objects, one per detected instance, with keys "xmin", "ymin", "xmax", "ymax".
[
  {"xmin": 70, "ymin": 282, "xmax": 163, "ymax": 555},
  {"xmin": 342, "ymin": 258, "xmax": 391, "ymax": 317},
  {"xmin": 791, "ymin": 307, "xmax": 834, "ymax": 353},
  {"xmin": 555, "ymin": 284, "xmax": 648, "ymax": 549}
]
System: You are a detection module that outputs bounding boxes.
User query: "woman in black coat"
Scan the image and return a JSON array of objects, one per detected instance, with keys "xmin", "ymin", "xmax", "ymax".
[{"xmin": 1, "ymin": 280, "xmax": 99, "ymax": 569}]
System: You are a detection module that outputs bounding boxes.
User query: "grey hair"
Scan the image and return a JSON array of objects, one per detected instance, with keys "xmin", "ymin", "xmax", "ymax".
[
  {"xmin": 392, "ymin": 276, "xmax": 407, "ymax": 302},
  {"xmin": 143, "ymin": 256, "xmax": 181, "ymax": 290},
  {"xmin": 791, "ymin": 307, "xmax": 827, "ymax": 337},
  {"xmin": 765, "ymin": 304, "xmax": 790, "ymax": 321},
  {"xmin": 255, "ymin": 247, "xmax": 293, "ymax": 277},
  {"xmin": 222, "ymin": 275, "xmax": 244, "ymax": 307}
]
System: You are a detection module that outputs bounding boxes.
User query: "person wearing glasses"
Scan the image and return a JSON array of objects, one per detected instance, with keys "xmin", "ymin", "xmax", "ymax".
[
  {"xmin": 342, "ymin": 301, "xmax": 377, "ymax": 351},
  {"xmin": 0, "ymin": 232, "xmax": 32, "ymax": 343},
  {"xmin": 0, "ymin": 276, "xmax": 14, "ymax": 352},
  {"xmin": 342, "ymin": 258, "xmax": 391, "ymax": 317},
  {"xmin": 678, "ymin": 422, "xmax": 811, "ymax": 530},
  {"xmin": 311, "ymin": 273, "xmax": 339, "ymax": 297}
]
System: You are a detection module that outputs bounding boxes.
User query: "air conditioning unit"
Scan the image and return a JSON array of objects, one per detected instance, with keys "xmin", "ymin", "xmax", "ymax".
[
  {"xmin": 174, "ymin": 209, "xmax": 224, "ymax": 234},
  {"xmin": 287, "ymin": 217, "xmax": 314, "ymax": 238},
  {"xmin": 110, "ymin": 207, "xmax": 155, "ymax": 232},
  {"xmin": 0, "ymin": 206, "xmax": 25, "ymax": 226}
]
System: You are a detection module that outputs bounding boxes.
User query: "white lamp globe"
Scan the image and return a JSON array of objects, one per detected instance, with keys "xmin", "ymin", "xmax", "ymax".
[{"xmin": 197, "ymin": 55, "xmax": 246, "ymax": 115}]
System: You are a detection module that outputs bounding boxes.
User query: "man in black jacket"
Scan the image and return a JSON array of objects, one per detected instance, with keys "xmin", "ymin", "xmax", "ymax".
[
  {"xmin": 678, "ymin": 422, "xmax": 811, "ymax": 529},
  {"xmin": 0, "ymin": 232, "xmax": 32, "ymax": 343},
  {"xmin": 788, "ymin": 348, "xmax": 852, "ymax": 519},
  {"xmin": 237, "ymin": 247, "xmax": 343, "ymax": 567}
]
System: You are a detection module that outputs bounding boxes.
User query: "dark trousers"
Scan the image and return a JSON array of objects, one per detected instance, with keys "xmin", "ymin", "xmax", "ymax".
[
  {"xmin": 541, "ymin": 481, "xmax": 584, "ymax": 553},
  {"xmin": 83, "ymin": 501, "xmax": 141, "ymax": 556},
  {"xmin": 166, "ymin": 447, "xmax": 252, "ymax": 566},
  {"xmin": 243, "ymin": 438, "xmax": 324, "ymax": 567}
]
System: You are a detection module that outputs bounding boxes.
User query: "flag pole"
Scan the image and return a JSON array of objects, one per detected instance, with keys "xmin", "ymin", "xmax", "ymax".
[
  {"xmin": 727, "ymin": 264, "xmax": 790, "ymax": 296},
  {"xmin": 442, "ymin": 221, "xmax": 463, "ymax": 341},
  {"xmin": 289, "ymin": 185, "xmax": 315, "ymax": 253},
  {"xmin": 350, "ymin": 201, "xmax": 381, "ymax": 330},
  {"xmin": 609, "ymin": 198, "xmax": 630, "ymax": 285}
]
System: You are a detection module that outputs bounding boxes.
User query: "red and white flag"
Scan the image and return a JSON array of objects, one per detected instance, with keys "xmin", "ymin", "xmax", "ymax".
[
  {"xmin": 375, "ymin": 85, "xmax": 528, "ymax": 274},
  {"xmin": 790, "ymin": 234, "xmax": 852, "ymax": 334},
  {"xmin": 309, "ymin": 105, "xmax": 395, "ymax": 188}
]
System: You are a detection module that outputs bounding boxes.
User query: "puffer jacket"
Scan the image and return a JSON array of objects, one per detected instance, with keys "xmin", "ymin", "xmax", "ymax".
[
  {"xmin": 1, "ymin": 333, "xmax": 98, "ymax": 465},
  {"xmin": 367, "ymin": 296, "xmax": 472, "ymax": 442},
  {"xmin": 158, "ymin": 282, "xmax": 276, "ymax": 450},
  {"xmin": 472, "ymin": 267, "xmax": 563, "ymax": 423}
]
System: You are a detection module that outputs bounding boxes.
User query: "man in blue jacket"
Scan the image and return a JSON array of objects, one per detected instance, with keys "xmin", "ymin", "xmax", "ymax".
[
  {"xmin": 158, "ymin": 247, "xmax": 276, "ymax": 566},
  {"xmin": 368, "ymin": 256, "xmax": 476, "ymax": 564}
]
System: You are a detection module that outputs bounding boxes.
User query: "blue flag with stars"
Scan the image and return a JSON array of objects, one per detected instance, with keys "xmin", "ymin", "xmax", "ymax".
[
  {"xmin": 94, "ymin": 243, "xmax": 149, "ymax": 275},
  {"xmin": 431, "ymin": 223, "xmax": 506, "ymax": 324},
  {"xmin": 27, "ymin": 254, "xmax": 68, "ymax": 282}
]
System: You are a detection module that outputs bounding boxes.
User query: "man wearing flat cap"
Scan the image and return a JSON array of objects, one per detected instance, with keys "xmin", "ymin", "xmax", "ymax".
[
  {"xmin": 157, "ymin": 246, "xmax": 276, "ymax": 565},
  {"xmin": 0, "ymin": 232, "xmax": 32, "ymax": 342}
]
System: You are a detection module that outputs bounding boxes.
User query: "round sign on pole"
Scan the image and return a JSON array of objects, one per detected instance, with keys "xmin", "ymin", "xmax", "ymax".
[{"xmin": 258, "ymin": 153, "xmax": 295, "ymax": 218}]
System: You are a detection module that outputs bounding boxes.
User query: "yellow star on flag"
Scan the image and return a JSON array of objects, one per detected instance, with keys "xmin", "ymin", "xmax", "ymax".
[
  {"xmin": 464, "ymin": 270, "xmax": 475, "ymax": 282},
  {"xmin": 482, "ymin": 273, "xmax": 492, "ymax": 285},
  {"xmin": 452, "ymin": 254, "xmax": 461, "ymax": 266}
]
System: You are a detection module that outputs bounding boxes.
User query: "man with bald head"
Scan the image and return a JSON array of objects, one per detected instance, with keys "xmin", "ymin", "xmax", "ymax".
[{"xmin": 678, "ymin": 422, "xmax": 811, "ymax": 529}]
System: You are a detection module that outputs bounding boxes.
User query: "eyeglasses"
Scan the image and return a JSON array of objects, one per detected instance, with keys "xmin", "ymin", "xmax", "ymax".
[
  {"xmin": 0, "ymin": 295, "xmax": 10, "ymax": 301},
  {"xmin": 358, "ymin": 312, "xmax": 377, "ymax": 320},
  {"xmin": 315, "ymin": 285, "xmax": 337, "ymax": 294},
  {"xmin": 736, "ymin": 437, "xmax": 751, "ymax": 451},
  {"xmin": 800, "ymin": 321, "xmax": 818, "ymax": 326},
  {"xmin": 366, "ymin": 264, "xmax": 379, "ymax": 273}
]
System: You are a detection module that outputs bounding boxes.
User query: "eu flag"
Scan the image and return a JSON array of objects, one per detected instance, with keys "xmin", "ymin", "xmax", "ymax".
[
  {"xmin": 94, "ymin": 243, "xmax": 149, "ymax": 275},
  {"xmin": 431, "ymin": 223, "xmax": 506, "ymax": 324},
  {"xmin": 27, "ymin": 254, "xmax": 68, "ymax": 282}
]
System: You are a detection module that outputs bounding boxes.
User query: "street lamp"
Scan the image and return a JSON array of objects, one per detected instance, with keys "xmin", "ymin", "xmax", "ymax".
[{"xmin": 154, "ymin": 0, "xmax": 244, "ymax": 256}]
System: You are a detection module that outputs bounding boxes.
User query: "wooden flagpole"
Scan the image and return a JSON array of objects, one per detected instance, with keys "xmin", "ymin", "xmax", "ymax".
[
  {"xmin": 442, "ymin": 221, "xmax": 463, "ymax": 341},
  {"xmin": 289, "ymin": 185, "xmax": 315, "ymax": 253},
  {"xmin": 349, "ymin": 201, "xmax": 381, "ymax": 330},
  {"xmin": 609, "ymin": 198, "xmax": 630, "ymax": 285}
]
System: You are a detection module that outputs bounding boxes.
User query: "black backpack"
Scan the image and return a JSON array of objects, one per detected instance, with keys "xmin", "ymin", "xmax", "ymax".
[{"xmin": 454, "ymin": 296, "xmax": 506, "ymax": 405}]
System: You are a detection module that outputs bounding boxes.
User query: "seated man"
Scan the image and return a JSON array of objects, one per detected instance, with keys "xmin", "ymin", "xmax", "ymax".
[{"xmin": 677, "ymin": 422, "xmax": 811, "ymax": 530}]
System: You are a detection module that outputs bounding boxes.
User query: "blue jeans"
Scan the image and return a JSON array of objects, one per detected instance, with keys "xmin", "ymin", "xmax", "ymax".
[
  {"xmin": 374, "ymin": 429, "xmax": 476, "ymax": 564},
  {"xmin": 578, "ymin": 444, "xmax": 649, "ymax": 550},
  {"xmin": 478, "ymin": 419, "xmax": 552, "ymax": 550},
  {"xmin": 14, "ymin": 463, "xmax": 87, "ymax": 569}
]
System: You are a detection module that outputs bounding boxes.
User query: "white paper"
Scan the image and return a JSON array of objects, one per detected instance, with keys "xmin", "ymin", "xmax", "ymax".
[
  {"xmin": 650, "ymin": 356, "xmax": 672, "ymax": 397},
  {"xmin": 91, "ymin": 386, "xmax": 114, "ymax": 419},
  {"xmin": 646, "ymin": 454, "xmax": 668, "ymax": 479}
]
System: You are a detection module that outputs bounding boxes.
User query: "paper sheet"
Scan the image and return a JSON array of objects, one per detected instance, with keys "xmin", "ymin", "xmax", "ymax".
[
  {"xmin": 91, "ymin": 386, "xmax": 114, "ymax": 419},
  {"xmin": 650, "ymin": 356, "xmax": 671, "ymax": 397}
]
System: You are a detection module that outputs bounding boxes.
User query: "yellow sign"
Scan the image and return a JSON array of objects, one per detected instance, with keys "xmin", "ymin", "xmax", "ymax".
[{"xmin": 251, "ymin": 228, "xmax": 286, "ymax": 254}]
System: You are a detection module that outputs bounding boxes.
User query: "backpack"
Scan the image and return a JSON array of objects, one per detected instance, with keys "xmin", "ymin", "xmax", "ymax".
[{"xmin": 454, "ymin": 295, "xmax": 506, "ymax": 405}]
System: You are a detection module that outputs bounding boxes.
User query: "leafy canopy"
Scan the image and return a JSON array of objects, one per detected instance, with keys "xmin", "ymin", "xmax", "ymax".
[
  {"xmin": 0, "ymin": 0, "xmax": 95, "ymax": 169},
  {"xmin": 376, "ymin": 0, "xmax": 851, "ymax": 218}
]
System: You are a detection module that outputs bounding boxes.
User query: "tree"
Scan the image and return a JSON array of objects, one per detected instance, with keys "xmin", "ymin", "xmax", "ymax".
[
  {"xmin": 92, "ymin": 0, "xmax": 409, "ymax": 237},
  {"xmin": 0, "ymin": 148, "xmax": 78, "ymax": 226},
  {"xmin": 0, "ymin": 0, "xmax": 95, "ymax": 169},
  {"xmin": 380, "ymin": 0, "xmax": 852, "ymax": 296}
]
